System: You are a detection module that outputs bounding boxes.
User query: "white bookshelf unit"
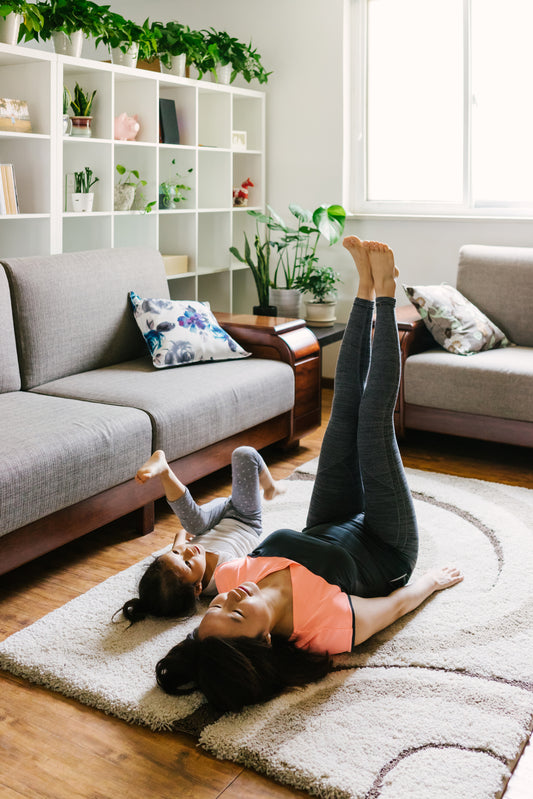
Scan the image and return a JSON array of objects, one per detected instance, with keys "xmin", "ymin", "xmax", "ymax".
[{"xmin": 0, "ymin": 42, "xmax": 265, "ymax": 313}]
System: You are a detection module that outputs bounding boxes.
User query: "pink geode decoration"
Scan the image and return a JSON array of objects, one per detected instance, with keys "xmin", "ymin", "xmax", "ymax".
[{"xmin": 114, "ymin": 112, "xmax": 140, "ymax": 141}]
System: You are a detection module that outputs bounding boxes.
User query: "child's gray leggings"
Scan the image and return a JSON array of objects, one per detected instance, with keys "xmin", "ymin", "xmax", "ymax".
[{"xmin": 168, "ymin": 446, "xmax": 265, "ymax": 536}]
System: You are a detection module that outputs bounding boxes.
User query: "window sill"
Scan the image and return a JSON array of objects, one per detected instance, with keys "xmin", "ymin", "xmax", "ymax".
[{"xmin": 345, "ymin": 210, "xmax": 533, "ymax": 222}]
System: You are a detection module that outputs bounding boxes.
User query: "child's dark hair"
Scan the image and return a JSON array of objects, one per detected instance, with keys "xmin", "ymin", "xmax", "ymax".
[
  {"xmin": 155, "ymin": 631, "xmax": 332, "ymax": 712},
  {"xmin": 120, "ymin": 556, "xmax": 197, "ymax": 623}
]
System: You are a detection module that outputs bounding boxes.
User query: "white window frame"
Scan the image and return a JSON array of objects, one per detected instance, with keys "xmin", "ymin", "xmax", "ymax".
[{"xmin": 344, "ymin": 0, "xmax": 533, "ymax": 218}]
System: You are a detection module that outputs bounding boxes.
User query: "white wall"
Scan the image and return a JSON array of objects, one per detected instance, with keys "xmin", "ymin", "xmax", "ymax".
[{"xmin": 99, "ymin": 2, "xmax": 533, "ymax": 375}]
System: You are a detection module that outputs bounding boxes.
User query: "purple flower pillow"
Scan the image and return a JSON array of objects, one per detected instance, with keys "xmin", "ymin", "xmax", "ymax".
[{"xmin": 129, "ymin": 292, "xmax": 249, "ymax": 368}]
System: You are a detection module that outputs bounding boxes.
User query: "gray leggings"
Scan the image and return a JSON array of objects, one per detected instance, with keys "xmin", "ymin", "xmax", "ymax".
[
  {"xmin": 168, "ymin": 446, "xmax": 265, "ymax": 536},
  {"xmin": 305, "ymin": 297, "xmax": 418, "ymax": 572}
]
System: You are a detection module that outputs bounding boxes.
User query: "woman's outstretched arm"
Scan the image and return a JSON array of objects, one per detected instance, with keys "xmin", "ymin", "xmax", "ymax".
[{"xmin": 350, "ymin": 566, "xmax": 463, "ymax": 647}]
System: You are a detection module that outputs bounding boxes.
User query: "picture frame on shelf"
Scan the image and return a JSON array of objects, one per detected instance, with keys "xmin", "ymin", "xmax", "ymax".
[
  {"xmin": 0, "ymin": 98, "xmax": 32, "ymax": 133},
  {"xmin": 232, "ymin": 130, "xmax": 247, "ymax": 151}
]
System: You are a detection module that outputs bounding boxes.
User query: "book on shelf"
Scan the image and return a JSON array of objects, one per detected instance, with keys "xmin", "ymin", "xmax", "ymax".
[
  {"xmin": 0, "ymin": 98, "xmax": 32, "ymax": 133},
  {"xmin": 64, "ymin": 173, "xmax": 76, "ymax": 211},
  {"xmin": 0, "ymin": 164, "xmax": 20, "ymax": 214},
  {"xmin": 159, "ymin": 98, "xmax": 180, "ymax": 144}
]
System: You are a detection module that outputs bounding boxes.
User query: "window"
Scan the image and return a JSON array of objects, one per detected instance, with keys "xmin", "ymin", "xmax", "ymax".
[{"xmin": 349, "ymin": 0, "xmax": 533, "ymax": 214}]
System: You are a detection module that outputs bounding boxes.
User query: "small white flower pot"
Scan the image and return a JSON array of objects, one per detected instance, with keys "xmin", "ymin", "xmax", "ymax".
[
  {"xmin": 111, "ymin": 44, "xmax": 139, "ymax": 69},
  {"xmin": 52, "ymin": 30, "xmax": 84, "ymax": 58},
  {"xmin": 71, "ymin": 192, "xmax": 94, "ymax": 213},
  {"xmin": 304, "ymin": 300, "xmax": 337, "ymax": 327},
  {"xmin": 215, "ymin": 62, "xmax": 232, "ymax": 84},
  {"xmin": 0, "ymin": 12, "xmax": 22, "ymax": 46},
  {"xmin": 160, "ymin": 53, "xmax": 186, "ymax": 77}
]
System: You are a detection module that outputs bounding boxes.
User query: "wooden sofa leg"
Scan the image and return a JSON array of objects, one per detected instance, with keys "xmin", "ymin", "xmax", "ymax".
[{"xmin": 135, "ymin": 502, "xmax": 155, "ymax": 535}]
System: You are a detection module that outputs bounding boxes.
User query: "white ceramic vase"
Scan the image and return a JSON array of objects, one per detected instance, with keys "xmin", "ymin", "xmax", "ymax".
[
  {"xmin": 52, "ymin": 30, "xmax": 84, "ymax": 58},
  {"xmin": 304, "ymin": 300, "xmax": 337, "ymax": 327},
  {"xmin": 269, "ymin": 288, "xmax": 302, "ymax": 319},
  {"xmin": 160, "ymin": 53, "xmax": 186, "ymax": 77},
  {"xmin": 111, "ymin": 44, "xmax": 139, "ymax": 69},
  {"xmin": 0, "ymin": 12, "xmax": 22, "ymax": 45},
  {"xmin": 71, "ymin": 192, "xmax": 94, "ymax": 212},
  {"xmin": 215, "ymin": 62, "xmax": 232, "ymax": 84}
]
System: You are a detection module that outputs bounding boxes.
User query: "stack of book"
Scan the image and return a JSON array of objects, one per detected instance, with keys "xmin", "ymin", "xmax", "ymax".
[{"xmin": 0, "ymin": 164, "xmax": 20, "ymax": 214}]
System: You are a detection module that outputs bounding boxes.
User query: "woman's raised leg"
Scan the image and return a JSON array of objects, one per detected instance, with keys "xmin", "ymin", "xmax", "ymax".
[
  {"xmin": 305, "ymin": 237, "xmax": 375, "ymax": 528},
  {"xmin": 357, "ymin": 243, "xmax": 418, "ymax": 569}
]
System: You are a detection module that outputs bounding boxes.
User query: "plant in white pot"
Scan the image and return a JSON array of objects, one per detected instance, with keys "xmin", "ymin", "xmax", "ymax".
[
  {"xmin": 71, "ymin": 166, "xmax": 98, "ymax": 212},
  {"xmin": 295, "ymin": 264, "xmax": 342, "ymax": 327},
  {"xmin": 96, "ymin": 12, "xmax": 159, "ymax": 68},
  {"xmin": 154, "ymin": 20, "xmax": 204, "ymax": 77},
  {"xmin": 248, "ymin": 202, "xmax": 346, "ymax": 318},
  {"xmin": 0, "ymin": 1, "xmax": 43, "ymax": 46},
  {"xmin": 21, "ymin": 0, "xmax": 107, "ymax": 57}
]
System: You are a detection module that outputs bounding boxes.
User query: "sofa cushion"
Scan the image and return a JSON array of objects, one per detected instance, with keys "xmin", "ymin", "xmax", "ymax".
[
  {"xmin": 0, "ymin": 392, "xmax": 152, "ymax": 536},
  {"xmin": 1, "ymin": 248, "xmax": 169, "ymax": 390},
  {"xmin": 457, "ymin": 245, "xmax": 533, "ymax": 347},
  {"xmin": 404, "ymin": 346, "xmax": 533, "ymax": 422},
  {"xmin": 0, "ymin": 266, "xmax": 20, "ymax": 393},
  {"xmin": 129, "ymin": 293, "xmax": 249, "ymax": 367},
  {"xmin": 403, "ymin": 283, "xmax": 511, "ymax": 355},
  {"xmin": 31, "ymin": 356, "xmax": 295, "ymax": 462}
]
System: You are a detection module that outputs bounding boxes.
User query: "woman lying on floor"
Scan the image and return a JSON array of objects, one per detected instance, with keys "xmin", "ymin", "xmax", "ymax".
[{"xmin": 155, "ymin": 239, "xmax": 463, "ymax": 712}]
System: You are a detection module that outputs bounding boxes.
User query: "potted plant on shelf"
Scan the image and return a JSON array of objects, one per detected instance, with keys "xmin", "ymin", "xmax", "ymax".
[
  {"xmin": 71, "ymin": 166, "xmax": 98, "ymax": 212},
  {"xmin": 21, "ymin": 0, "xmax": 108, "ymax": 57},
  {"xmin": 151, "ymin": 20, "xmax": 203, "ymax": 77},
  {"xmin": 67, "ymin": 82, "xmax": 96, "ymax": 137},
  {"xmin": 295, "ymin": 264, "xmax": 342, "ymax": 327},
  {"xmin": 96, "ymin": 12, "xmax": 159, "ymax": 68},
  {"xmin": 247, "ymin": 203, "xmax": 346, "ymax": 317},
  {"xmin": 114, "ymin": 164, "xmax": 156, "ymax": 213},
  {"xmin": 0, "ymin": 1, "xmax": 43, "ymax": 46},
  {"xmin": 197, "ymin": 28, "xmax": 271, "ymax": 84},
  {"xmin": 159, "ymin": 160, "xmax": 193, "ymax": 208},
  {"xmin": 229, "ymin": 217, "xmax": 277, "ymax": 316}
]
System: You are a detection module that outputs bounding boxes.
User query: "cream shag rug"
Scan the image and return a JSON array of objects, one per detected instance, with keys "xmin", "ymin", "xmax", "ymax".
[{"xmin": 1, "ymin": 464, "xmax": 532, "ymax": 799}]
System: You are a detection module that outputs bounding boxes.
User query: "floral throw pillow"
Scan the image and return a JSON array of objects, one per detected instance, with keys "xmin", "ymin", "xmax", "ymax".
[
  {"xmin": 402, "ymin": 283, "xmax": 512, "ymax": 356},
  {"xmin": 129, "ymin": 293, "xmax": 250, "ymax": 368}
]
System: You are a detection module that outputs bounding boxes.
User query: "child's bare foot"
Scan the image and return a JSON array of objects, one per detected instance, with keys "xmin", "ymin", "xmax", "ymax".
[
  {"xmin": 428, "ymin": 565, "xmax": 464, "ymax": 591},
  {"xmin": 263, "ymin": 481, "xmax": 287, "ymax": 501},
  {"xmin": 365, "ymin": 240, "xmax": 398, "ymax": 298},
  {"xmin": 135, "ymin": 450, "xmax": 170, "ymax": 484},
  {"xmin": 343, "ymin": 235, "xmax": 374, "ymax": 300}
]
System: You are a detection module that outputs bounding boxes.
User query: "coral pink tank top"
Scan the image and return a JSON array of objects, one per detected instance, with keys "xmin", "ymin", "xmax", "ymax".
[{"xmin": 214, "ymin": 556, "xmax": 355, "ymax": 654}]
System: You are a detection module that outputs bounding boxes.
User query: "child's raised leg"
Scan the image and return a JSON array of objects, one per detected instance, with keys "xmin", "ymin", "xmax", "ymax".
[{"xmin": 225, "ymin": 446, "xmax": 284, "ymax": 535}]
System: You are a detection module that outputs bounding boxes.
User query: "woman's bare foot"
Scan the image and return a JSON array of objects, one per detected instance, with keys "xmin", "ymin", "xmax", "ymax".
[
  {"xmin": 365, "ymin": 240, "xmax": 399, "ymax": 298},
  {"xmin": 135, "ymin": 450, "xmax": 170, "ymax": 483},
  {"xmin": 343, "ymin": 235, "xmax": 374, "ymax": 300},
  {"xmin": 428, "ymin": 565, "xmax": 464, "ymax": 591}
]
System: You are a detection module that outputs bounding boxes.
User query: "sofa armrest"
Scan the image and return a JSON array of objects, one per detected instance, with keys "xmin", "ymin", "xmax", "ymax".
[
  {"xmin": 215, "ymin": 313, "xmax": 321, "ymax": 443},
  {"xmin": 394, "ymin": 306, "xmax": 435, "ymax": 437}
]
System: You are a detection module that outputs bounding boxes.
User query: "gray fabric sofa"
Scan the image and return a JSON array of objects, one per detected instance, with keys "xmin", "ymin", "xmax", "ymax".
[
  {"xmin": 395, "ymin": 244, "xmax": 533, "ymax": 447},
  {"xmin": 0, "ymin": 248, "xmax": 321, "ymax": 574}
]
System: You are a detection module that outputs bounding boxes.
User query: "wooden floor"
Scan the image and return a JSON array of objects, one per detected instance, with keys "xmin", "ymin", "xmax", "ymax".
[{"xmin": 1, "ymin": 387, "xmax": 532, "ymax": 799}]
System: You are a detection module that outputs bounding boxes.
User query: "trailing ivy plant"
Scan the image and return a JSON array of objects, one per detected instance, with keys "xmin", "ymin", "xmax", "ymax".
[
  {"xmin": 152, "ymin": 20, "xmax": 204, "ymax": 69},
  {"xmin": 159, "ymin": 160, "xmax": 193, "ymax": 208},
  {"xmin": 197, "ymin": 28, "xmax": 271, "ymax": 84},
  {"xmin": 0, "ymin": 1, "xmax": 43, "ymax": 41},
  {"xmin": 21, "ymin": 0, "xmax": 109, "ymax": 42},
  {"xmin": 115, "ymin": 164, "xmax": 156, "ymax": 213},
  {"xmin": 96, "ymin": 12, "xmax": 161, "ymax": 61}
]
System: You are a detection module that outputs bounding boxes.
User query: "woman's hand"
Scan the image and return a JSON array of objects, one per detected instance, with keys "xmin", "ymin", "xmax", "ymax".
[{"xmin": 426, "ymin": 565, "xmax": 464, "ymax": 591}]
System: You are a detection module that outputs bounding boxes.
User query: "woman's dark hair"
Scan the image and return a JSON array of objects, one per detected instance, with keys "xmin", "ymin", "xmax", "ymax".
[
  {"xmin": 119, "ymin": 556, "xmax": 198, "ymax": 624},
  {"xmin": 155, "ymin": 631, "xmax": 332, "ymax": 712}
]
